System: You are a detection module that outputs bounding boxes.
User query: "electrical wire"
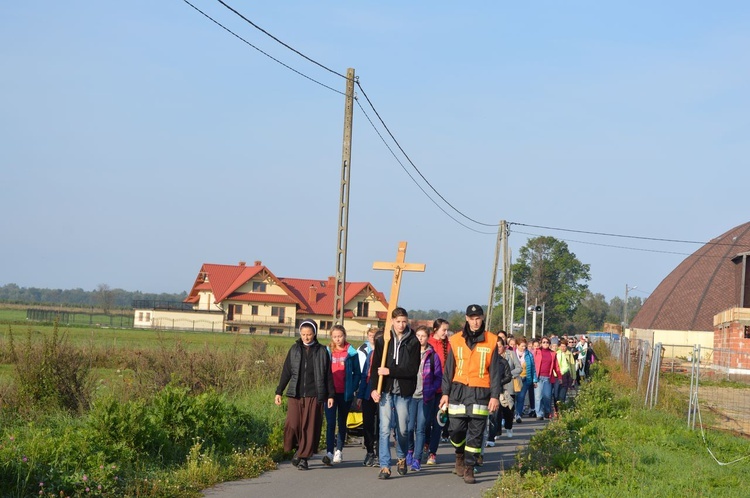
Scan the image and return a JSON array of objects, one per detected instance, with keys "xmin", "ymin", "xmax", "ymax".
[
  {"xmin": 355, "ymin": 81, "xmax": 500, "ymax": 228},
  {"xmin": 510, "ymin": 222, "xmax": 746, "ymax": 248},
  {"xmin": 182, "ymin": 0, "xmax": 345, "ymax": 96},
  {"xmin": 215, "ymin": 0, "xmax": 349, "ymax": 80},
  {"xmin": 512, "ymin": 230, "xmax": 734, "ymax": 259},
  {"xmin": 355, "ymin": 99, "xmax": 496, "ymax": 235}
]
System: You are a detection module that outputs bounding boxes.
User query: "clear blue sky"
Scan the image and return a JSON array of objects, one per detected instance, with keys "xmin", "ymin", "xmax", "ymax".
[{"xmin": 2, "ymin": 1, "xmax": 748, "ymax": 311}]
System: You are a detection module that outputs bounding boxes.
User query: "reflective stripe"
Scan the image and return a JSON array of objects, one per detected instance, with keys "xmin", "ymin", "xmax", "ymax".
[
  {"xmin": 472, "ymin": 404, "xmax": 489, "ymax": 417},
  {"xmin": 448, "ymin": 403, "xmax": 466, "ymax": 415},
  {"xmin": 465, "ymin": 445, "xmax": 482, "ymax": 454},
  {"xmin": 450, "ymin": 437, "xmax": 466, "ymax": 448}
]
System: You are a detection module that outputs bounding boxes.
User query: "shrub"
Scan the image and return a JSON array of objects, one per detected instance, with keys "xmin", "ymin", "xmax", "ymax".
[{"xmin": 8, "ymin": 322, "xmax": 94, "ymax": 414}]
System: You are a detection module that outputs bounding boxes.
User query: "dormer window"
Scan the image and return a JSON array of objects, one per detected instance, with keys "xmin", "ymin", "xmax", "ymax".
[
  {"xmin": 357, "ymin": 301, "xmax": 369, "ymax": 317},
  {"xmin": 253, "ymin": 282, "xmax": 267, "ymax": 292}
]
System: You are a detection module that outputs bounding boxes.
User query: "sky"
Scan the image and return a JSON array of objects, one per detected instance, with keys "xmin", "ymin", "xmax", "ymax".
[{"xmin": 1, "ymin": 1, "xmax": 749, "ymax": 312}]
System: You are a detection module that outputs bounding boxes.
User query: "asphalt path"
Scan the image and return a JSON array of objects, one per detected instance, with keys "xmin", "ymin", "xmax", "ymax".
[{"xmin": 202, "ymin": 417, "xmax": 548, "ymax": 498}]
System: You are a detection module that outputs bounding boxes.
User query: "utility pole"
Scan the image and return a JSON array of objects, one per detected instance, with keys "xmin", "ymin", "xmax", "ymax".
[
  {"xmin": 623, "ymin": 283, "xmax": 636, "ymax": 330},
  {"xmin": 486, "ymin": 221, "xmax": 502, "ymax": 331},
  {"xmin": 501, "ymin": 221, "xmax": 513, "ymax": 334},
  {"xmin": 333, "ymin": 68, "xmax": 355, "ymax": 327}
]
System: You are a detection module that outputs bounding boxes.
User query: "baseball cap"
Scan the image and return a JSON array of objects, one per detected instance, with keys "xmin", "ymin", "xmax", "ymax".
[{"xmin": 465, "ymin": 304, "xmax": 484, "ymax": 316}]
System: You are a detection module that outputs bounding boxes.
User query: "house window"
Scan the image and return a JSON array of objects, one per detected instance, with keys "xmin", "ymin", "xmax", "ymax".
[
  {"xmin": 226, "ymin": 325, "xmax": 239, "ymax": 332},
  {"xmin": 248, "ymin": 327, "xmax": 257, "ymax": 334},
  {"xmin": 252, "ymin": 282, "xmax": 267, "ymax": 292},
  {"xmin": 251, "ymin": 305, "xmax": 258, "ymax": 315},
  {"xmin": 138, "ymin": 312, "xmax": 144, "ymax": 321},
  {"xmin": 271, "ymin": 306, "xmax": 285, "ymax": 323},
  {"xmin": 357, "ymin": 302, "xmax": 369, "ymax": 317},
  {"xmin": 145, "ymin": 312, "xmax": 151, "ymax": 321},
  {"xmin": 269, "ymin": 327, "xmax": 284, "ymax": 335},
  {"xmin": 320, "ymin": 320, "xmax": 333, "ymax": 331},
  {"xmin": 745, "ymin": 326, "xmax": 750, "ymax": 339}
]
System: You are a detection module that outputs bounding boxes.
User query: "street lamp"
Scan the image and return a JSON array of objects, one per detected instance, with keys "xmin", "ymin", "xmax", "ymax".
[{"xmin": 624, "ymin": 284, "xmax": 637, "ymax": 329}]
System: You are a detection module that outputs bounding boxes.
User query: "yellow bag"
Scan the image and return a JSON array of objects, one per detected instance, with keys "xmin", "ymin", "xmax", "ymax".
[
  {"xmin": 513, "ymin": 377, "xmax": 522, "ymax": 393},
  {"xmin": 346, "ymin": 410, "xmax": 363, "ymax": 430}
]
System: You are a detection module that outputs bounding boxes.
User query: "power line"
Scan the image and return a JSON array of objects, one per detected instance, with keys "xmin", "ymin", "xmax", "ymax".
[
  {"xmin": 209, "ymin": 0, "xmax": 500, "ymax": 230},
  {"xmin": 355, "ymin": 82, "xmax": 500, "ymax": 229},
  {"xmin": 512, "ymin": 230, "xmax": 735, "ymax": 259},
  {"xmin": 182, "ymin": 0, "xmax": 345, "ymax": 95},
  {"xmin": 214, "ymin": 0, "xmax": 349, "ymax": 80},
  {"xmin": 355, "ymin": 99, "xmax": 495, "ymax": 235},
  {"xmin": 509, "ymin": 222, "xmax": 745, "ymax": 247}
]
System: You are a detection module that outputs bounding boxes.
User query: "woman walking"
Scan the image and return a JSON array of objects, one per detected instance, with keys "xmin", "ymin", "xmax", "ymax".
[
  {"xmin": 322, "ymin": 325, "xmax": 361, "ymax": 465},
  {"xmin": 275, "ymin": 320, "xmax": 335, "ymax": 470}
]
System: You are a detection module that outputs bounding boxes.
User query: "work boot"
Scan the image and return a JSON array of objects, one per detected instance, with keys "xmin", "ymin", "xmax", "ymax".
[
  {"xmin": 463, "ymin": 465, "xmax": 476, "ymax": 484},
  {"xmin": 453, "ymin": 453, "xmax": 465, "ymax": 477}
]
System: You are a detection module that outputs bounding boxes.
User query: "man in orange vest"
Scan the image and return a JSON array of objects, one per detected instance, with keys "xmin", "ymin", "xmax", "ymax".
[{"xmin": 439, "ymin": 304, "xmax": 509, "ymax": 484}]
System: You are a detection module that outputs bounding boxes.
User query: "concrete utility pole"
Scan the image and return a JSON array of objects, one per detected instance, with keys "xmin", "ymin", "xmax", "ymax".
[
  {"xmin": 623, "ymin": 283, "xmax": 637, "ymax": 329},
  {"xmin": 501, "ymin": 221, "xmax": 513, "ymax": 334},
  {"xmin": 333, "ymin": 68, "xmax": 355, "ymax": 327},
  {"xmin": 486, "ymin": 221, "xmax": 502, "ymax": 331}
]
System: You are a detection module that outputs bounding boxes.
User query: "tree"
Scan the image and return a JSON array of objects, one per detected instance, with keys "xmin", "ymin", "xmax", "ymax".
[
  {"xmin": 608, "ymin": 295, "xmax": 643, "ymax": 326},
  {"xmin": 96, "ymin": 283, "xmax": 114, "ymax": 314},
  {"xmin": 510, "ymin": 236, "xmax": 591, "ymax": 336},
  {"xmin": 568, "ymin": 291, "xmax": 609, "ymax": 333}
]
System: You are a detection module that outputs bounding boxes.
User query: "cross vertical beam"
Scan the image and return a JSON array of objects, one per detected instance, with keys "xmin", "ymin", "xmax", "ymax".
[{"xmin": 372, "ymin": 241, "xmax": 426, "ymax": 393}]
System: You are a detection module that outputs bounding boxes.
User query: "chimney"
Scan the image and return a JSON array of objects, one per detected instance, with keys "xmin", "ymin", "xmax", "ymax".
[
  {"xmin": 254, "ymin": 260, "xmax": 262, "ymax": 266},
  {"xmin": 309, "ymin": 285, "xmax": 317, "ymax": 303},
  {"xmin": 238, "ymin": 261, "xmax": 246, "ymax": 267},
  {"xmin": 327, "ymin": 276, "xmax": 336, "ymax": 288}
]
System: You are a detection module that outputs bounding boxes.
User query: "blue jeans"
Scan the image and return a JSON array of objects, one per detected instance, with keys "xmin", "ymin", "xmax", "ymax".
[
  {"xmin": 427, "ymin": 398, "xmax": 443, "ymax": 454},
  {"xmin": 409, "ymin": 397, "xmax": 435, "ymax": 462},
  {"xmin": 324, "ymin": 393, "xmax": 350, "ymax": 453},
  {"xmin": 378, "ymin": 392, "xmax": 411, "ymax": 468},
  {"xmin": 534, "ymin": 376, "xmax": 552, "ymax": 417},
  {"xmin": 515, "ymin": 379, "xmax": 532, "ymax": 418}
]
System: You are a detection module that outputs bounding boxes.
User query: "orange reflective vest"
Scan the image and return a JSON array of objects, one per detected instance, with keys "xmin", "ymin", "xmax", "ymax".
[{"xmin": 449, "ymin": 332, "xmax": 497, "ymax": 388}]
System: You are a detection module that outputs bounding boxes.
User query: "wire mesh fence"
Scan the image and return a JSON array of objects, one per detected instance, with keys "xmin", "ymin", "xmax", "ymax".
[
  {"xmin": 614, "ymin": 337, "xmax": 750, "ymax": 436},
  {"xmin": 26, "ymin": 308, "xmax": 134, "ymax": 328}
]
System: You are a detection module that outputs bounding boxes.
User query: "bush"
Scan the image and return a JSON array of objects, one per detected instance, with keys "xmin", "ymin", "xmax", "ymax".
[{"xmin": 8, "ymin": 322, "xmax": 93, "ymax": 414}]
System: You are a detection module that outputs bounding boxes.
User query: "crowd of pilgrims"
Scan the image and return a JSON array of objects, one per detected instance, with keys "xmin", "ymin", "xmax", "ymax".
[{"xmin": 275, "ymin": 310, "xmax": 597, "ymax": 482}]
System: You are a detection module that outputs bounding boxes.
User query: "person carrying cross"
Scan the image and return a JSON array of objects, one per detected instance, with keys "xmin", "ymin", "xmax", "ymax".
[
  {"xmin": 439, "ymin": 304, "xmax": 507, "ymax": 484},
  {"xmin": 369, "ymin": 307, "xmax": 420, "ymax": 479}
]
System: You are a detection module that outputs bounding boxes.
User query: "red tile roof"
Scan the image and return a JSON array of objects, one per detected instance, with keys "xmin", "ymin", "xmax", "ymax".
[
  {"xmin": 184, "ymin": 262, "xmax": 387, "ymax": 316},
  {"xmin": 631, "ymin": 221, "xmax": 750, "ymax": 331}
]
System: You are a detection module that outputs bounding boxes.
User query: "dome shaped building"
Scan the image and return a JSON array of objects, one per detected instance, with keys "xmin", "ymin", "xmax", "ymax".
[{"xmin": 629, "ymin": 221, "xmax": 750, "ymax": 350}]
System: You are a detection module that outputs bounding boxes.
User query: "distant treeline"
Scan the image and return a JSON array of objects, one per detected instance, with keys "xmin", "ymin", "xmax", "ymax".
[{"xmin": 0, "ymin": 283, "xmax": 187, "ymax": 309}]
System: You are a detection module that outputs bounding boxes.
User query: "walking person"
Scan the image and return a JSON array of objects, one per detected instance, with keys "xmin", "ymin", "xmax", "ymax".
[
  {"xmin": 407, "ymin": 325, "xmax": 442, "ymax": 472},
  {"xmin": 439, "ymin": 304, "xmax": 506, "ymax": 485},
  {"xmin": 370, "ymin": 308, "xmax": 420, "ymax": 479},
  {"xmin": 513, "ymin": 337, "xmax": 536, "ymax": 423},
  {"xmin": 532, "ymin": 337, "xmax": 562, "ymax": 420},
  {"xmin": 357, "ymin": 328, "xmax": 381, "ymax": 467},
  {"xmin": 274, "ymin": 320, "xmax": 335, "ymax": 470},
  {"xmin": 322, "ymin": 325, "xmax": 361, "ymax": 465},
  {"xmin": 555, "ymin": 339, "xmax": 576, "ymax": 406},
  {"xmin": 489, "ymin": 337, "xmax": 521, "ymax": 441},
  {"xmin": 425, "ymin": 318, "xmax": 451, "ymax": 465}
]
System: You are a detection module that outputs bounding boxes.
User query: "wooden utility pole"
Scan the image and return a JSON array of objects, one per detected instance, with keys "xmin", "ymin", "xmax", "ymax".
[
  {"xmin": 373, "ymin": 241, "xmax": 425, "ymax": 393},
  {"xmin": 333, "ymin": 68, "xmax": 356, "ymax": 327}
]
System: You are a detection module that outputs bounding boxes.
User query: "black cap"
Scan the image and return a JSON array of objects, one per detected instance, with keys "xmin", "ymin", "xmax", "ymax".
[{"xmin": 465, "ymin": 304, "xmax": 484, "ymax": 316}]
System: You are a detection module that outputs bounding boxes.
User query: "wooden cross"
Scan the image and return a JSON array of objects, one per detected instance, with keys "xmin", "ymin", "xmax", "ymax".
[{"xmin": 373, "ymin": 241, "xmax": 426, "ymax": 393}]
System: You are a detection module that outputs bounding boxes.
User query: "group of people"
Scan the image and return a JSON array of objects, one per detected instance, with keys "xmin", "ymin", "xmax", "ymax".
[{"xmin": 274, "ymin": 305, "xmax": 596, "ymax": 484}]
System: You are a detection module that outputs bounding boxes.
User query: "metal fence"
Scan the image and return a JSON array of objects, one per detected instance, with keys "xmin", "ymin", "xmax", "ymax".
[
  {"xmin": 613, "ymin": 337, "xmax": 750, "ymax": 436},
  {"xmin": 26, "ymin": 308, "xmax": 134, "ymax": 328}
]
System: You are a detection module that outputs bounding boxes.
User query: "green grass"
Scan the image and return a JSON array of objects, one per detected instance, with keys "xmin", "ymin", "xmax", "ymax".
[{"xmin": 485, "ymin": 362, "xmax": 750, "ymax": 497}]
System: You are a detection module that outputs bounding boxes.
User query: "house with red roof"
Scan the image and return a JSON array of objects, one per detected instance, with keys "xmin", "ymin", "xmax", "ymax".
[{"xmin": 133, "ymin": 260, "xmax": 389, "ymax": 338}]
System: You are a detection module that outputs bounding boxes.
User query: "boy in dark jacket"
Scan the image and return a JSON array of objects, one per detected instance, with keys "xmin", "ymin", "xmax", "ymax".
[
  {"xmin": 275, "ymin": 320, "xmax": 335, "ymax": 470},
  {"xmin": 369, "ymin": 307, "xmax": 420, "ymax": 479}
]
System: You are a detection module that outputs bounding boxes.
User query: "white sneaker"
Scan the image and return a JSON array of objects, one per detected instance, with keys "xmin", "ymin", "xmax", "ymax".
[
  {"xmin": 507, "ymin": 429, "xmax": 513, "ymax": 438},
  {"xmin": 333, "ymin": 449, "xmax": 343, "ymax": 463},
  {"xmin": 485, "ymin": 440, "xmax": 495, "ymax": 447}
]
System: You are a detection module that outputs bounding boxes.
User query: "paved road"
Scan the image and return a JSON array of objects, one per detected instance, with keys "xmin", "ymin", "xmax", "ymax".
[{"xmin": 203, "ymin": 418, "xmax": 548, "ymax": 498}]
